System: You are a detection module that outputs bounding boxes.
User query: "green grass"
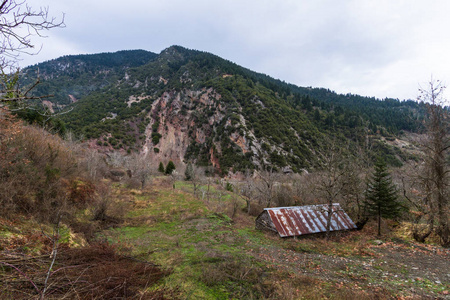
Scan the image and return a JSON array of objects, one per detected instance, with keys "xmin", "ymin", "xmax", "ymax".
[
  {"xmin": 99, "ymin": 182, "xmax": 449, "ymax": 299},
  {"xmin": 102, "ymin": 184, "xmax": 274, "ymax": 298}
]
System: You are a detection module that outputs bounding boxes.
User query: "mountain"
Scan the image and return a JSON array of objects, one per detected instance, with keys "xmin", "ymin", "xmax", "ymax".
[
  {"xmin": 21, "ymin": 46, "xmax": 425, "ymax": 174},
  {"xmin": 22, "ymin": 50, "xmax": 158, "ymax": 105}
]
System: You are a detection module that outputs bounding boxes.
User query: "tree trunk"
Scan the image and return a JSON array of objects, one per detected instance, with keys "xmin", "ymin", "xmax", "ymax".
[
  {"xmin": 436, "ymin": 165, "xmax": 449, "ymax": 247},
  {"xmin": 413, "ymin": 225, "xmax": 434, "ymax": 243},
  {"xmin": 355, "ymin": 217, "xmax": 368, "ymax": 230},
  {"xmin": 377, "ymin": 206, "xmax": 381, "ymax": 237},
  {"xmin": 412, "ymin": 211, "xmax": 434, "ymax": 243},
  {"xmin": 325, "ymin": 202, "xmax": 333, "ymax": 240}
]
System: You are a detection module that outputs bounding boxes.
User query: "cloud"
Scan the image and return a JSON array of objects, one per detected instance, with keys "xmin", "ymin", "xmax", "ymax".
[{"xmin": 17, "ymin": 0, "xmax": 450, "ymax": 100}]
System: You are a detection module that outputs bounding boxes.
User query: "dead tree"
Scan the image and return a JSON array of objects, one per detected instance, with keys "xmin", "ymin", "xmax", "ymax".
[{"xmin": 417, "ymin": 79, "xmax": 449, "ymax": 247}]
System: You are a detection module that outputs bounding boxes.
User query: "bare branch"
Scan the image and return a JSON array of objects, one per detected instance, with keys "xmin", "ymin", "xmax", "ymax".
[{"xmin": 0, "ymin": 0, "xmax": 65, "ymax": 63}]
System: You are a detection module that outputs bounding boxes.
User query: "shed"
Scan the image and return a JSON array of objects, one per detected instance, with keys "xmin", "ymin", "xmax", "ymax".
[{"xmin": 255, "ymin": 204, "xmax": 357, "ymax": 237}]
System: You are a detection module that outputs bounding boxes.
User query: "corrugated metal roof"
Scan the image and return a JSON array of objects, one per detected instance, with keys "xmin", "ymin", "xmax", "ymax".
[{"xmin": 264, "ymin": 204, "xmax": 357, "ymax": 237}]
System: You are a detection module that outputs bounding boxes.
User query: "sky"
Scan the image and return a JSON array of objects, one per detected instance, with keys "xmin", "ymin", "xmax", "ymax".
[{"xmin": 16, "ymin": 0, "xmax": 450, "ymax": 101}]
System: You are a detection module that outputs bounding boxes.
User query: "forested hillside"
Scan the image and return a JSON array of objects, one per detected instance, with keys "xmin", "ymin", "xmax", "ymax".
[
  {"xmin": 22, "ymin": 50, "xmax": 157, "ymax": 105},
  {"xmin": 20, "ymin": 45, "xmax": 425, "ymax": 173}
]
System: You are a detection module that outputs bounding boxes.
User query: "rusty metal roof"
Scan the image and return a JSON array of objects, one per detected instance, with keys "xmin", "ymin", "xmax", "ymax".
[{"xmin": 264, "ymin": 204, "xmax": 357, "ymax": 237}]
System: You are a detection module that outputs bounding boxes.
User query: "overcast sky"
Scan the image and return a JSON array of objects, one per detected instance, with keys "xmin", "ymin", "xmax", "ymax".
[{"xmin": 18, "ymin": 0, "xmax": 450, "ymax": 101}]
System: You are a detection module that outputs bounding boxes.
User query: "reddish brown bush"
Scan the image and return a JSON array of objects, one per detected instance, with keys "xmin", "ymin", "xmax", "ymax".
[
  {"xmin": 53, "ymin": 242, "xmax": 170, "ymax": 299},
  {"xmin": 66, "ymin": 178, "xmax": 96, "ymax": 207},
  {"xmin": 0, "ymin": 241, "xmax": 171, "ymax": 299}
]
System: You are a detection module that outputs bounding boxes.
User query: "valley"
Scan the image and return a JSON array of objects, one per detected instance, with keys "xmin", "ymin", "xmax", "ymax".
[
  {"xmin": 1, "ymin": 45, "xmax": 448, "ymax": 299},
  {"xmin": 1, "ymin": 176, "xmax": 448, "ymax": 299}
]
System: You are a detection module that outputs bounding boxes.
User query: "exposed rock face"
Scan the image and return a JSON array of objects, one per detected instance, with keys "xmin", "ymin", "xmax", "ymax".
[
  {"xmin": 68, "ymin": 95, "xmax": 78, "ymax": 103},
  {"xmin": 138, "ymin": 88, "xmax": 260, "ymax": 171},
  {"xmin": 42, "ymin": 100, "xmax": 55, "ymax": 113},
  {"xmin": 230, "ymin": 132, "xmax": 249, "ymax": 153}
]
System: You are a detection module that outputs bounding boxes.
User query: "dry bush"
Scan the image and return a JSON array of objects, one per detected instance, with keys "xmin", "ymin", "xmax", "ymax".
[
  {"xmin": 0, "ymin": 116, "xmax": 81, "ymax": 221},
  {"xmin": 92, "ymin": 183, "xmax": 112, "ymax": 222},
  {"xmin": 65, "ymin": 180, "xmax": 125, "ymax": 242},
  {"xmin": 66, "ymin": 177, "xmax": 96, "ymax": 207},
  {"xmin": 272, "ymin": 184, "xmax": 297, "ymax": 207},
  {"xmin": 92, "ymin": 182, "xmax": 125, "ymax": 227},
  {"xmin": 248, "ymin": 202, "xmax": 266, "ymax": 217},
  {"xmin": 227, "ymin": 196, "xmax": 240, "ymax": 220},
  {"xmin": 156, "ymin": 176, "xmax": 174, "ymax": 188},
  {"xmin": 0, "ymin": 114, "xmax": 128, "ymax": 228},
  {"xmin": 124, "ymin": 177, "xmax": 143, "ymax": 189}
]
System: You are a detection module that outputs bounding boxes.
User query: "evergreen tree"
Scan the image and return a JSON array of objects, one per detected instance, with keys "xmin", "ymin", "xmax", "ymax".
[
  {"xmin": 165, "ymin": 160, "xmax": 176, "ymax": 175},
  {"xmin": 158, "ymin": 162, "xmax": 165, "ymax": 173},
  {"xmin": 185, "ymin": 162, "xmax": 193, "ymax": 180},
  {"xmin": 364, "ymin": 158, "xmax": 402, "ymax": 236}
]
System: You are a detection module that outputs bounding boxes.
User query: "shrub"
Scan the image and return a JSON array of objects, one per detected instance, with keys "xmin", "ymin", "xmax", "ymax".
[
  {"xmin": 0, "ymin": 114, "xmax": 80, "ymax": 220},
  {"xmin": 151, "ymin": 132, "xmax": 162, "ymax": 145},
  {"xmin": 67, "ymin": 178, "xmax": 96, "ymax": 207}
]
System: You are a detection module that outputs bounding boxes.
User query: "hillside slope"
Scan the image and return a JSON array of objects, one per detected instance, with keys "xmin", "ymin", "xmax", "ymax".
[{"xmin": 22, "ymin": 46, "xmax": 425, "ymax": 173}]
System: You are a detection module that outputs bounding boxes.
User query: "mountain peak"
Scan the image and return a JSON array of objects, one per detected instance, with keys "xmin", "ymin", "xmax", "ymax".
[{"xmin": 158, "ymin": 45, "xmax": 199, "ymax": 62}]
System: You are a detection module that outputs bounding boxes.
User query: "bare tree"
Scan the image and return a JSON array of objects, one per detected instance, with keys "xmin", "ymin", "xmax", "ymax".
[
  {"xmin": 315, "ymin": 139, "xmax": 349, "ymax": 239},
  {"xmin": 184, "ymin": 163, "xmax": 204, "ymax": 198},
  {"xmin": 254, "ymin": 168, "xmax": 279, "ymax": 207},
  {"xmin": 235, "ymin": 170, "xmax": 256, "ymax": 214},
  {"xmin": 169, "ymin": 170, "xmax": 179, "ymax": 189},
  {"xmin": 82, "ymin": 149, "xmax": 104, "ymax": 180},
  {"xmin": 126, "ymin": 153, "xmax": 154, "ymax": 189},
  {"xmin": 341, "ymin": 146, "xmax": 370, "ymax": 228},
  {"xmin": 203, "ymin": 166, "xmax": 216, "ymax": 202},
  {"xmin": 0, "ymin": 0, "xmax": 65, "ymax": 110},
  {"xmin": 417, "ymin": 79, "xmax": 449, "ymax": 247},
  {"xmin": 106, "ymin": 151, "xmax": 127, "ymax": 168},
  {"xmin": 397, "ymin": 162, "xmax": 435, "ymax": 242}
]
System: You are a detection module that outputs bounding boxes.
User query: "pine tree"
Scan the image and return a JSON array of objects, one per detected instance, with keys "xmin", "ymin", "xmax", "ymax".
[
  {"xmin": 364, "ymin": 158, "xmax": 402, "ymax": 236},
  {"xmin": 158, "ymin": 162, "xmax": 165, "ymax": 173},
  {"xmin": 165, "ymin": 160, "xmax": 176, "ymax": 175}
]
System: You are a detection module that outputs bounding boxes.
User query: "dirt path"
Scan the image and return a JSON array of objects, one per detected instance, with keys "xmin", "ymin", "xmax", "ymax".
[{"xmin": 248, "ymin": 241, "xmax": 450, "ymax": 299}]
